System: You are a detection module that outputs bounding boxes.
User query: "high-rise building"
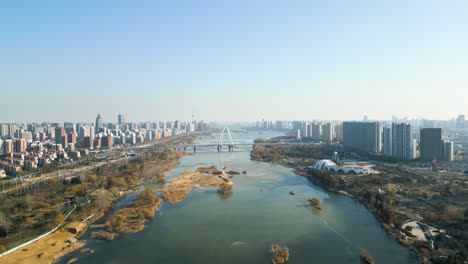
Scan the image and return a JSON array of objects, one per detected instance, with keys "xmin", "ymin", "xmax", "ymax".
[
  {"xmin": 0, "ymin": 124, "xmax": 9, "ymax": 137},
  {"xmin": 67, "ymin": 132, "xmax": 77, "ymax": 144},
  {"xmin": 442, "ymin": 140, "xmax": 454, "ymax": 162},
  {"xmin": 118, "ymin": 114, "xmax": 125, "ymax": 125},
  {"xmin": 101, "ymin": 135, "xmax": 113, "ymax": 149},
  {"xmin": 382, "ymin": 127, "xmax": 392, "ymax": 157},
  {"xmin": 312, "ymin": 122, "xmax": 322, "ymax": 140},
  {"xmin": 95, "ymin": 114, "xmax": 103, "ymax": 134},
  {"xmin": 391, "ymin": 123, "xmax": 413, "ymax": 160},
  {"xmin": 334, "ymin": 124, "xmax": 343, "ymax": 142},
  {"xmin": 2, "ymin": 139, "xmax": 13, "ymax": 155},
  {"xmin": 456, "ymin": 114, "xmax": 465, "ymax": 129},
  {"xmin": 20, "ymin": 131, "xmax": 33, "ymax": 142},
  {"xmin": 420, "ymin": 128, "xmax": 442, "ymax": 161},
  {"xmin": 321, "ymin": 123, "xmax": 333, "ymax": 143},
  {"xmin": 9, "ymin": 124, "xmax": 19, "ymax": 138},
  {"xmin": 343, "ymin": 122, "xmax": 381, "ymax": 154},
  {"xmin": 302, "ymin": 122, "xmax": 311, "ymax": 138},
  {"xmin": 292, "ymin": 121, "xmax": 302, "ymax": 131},
  {"xmin": 83, "ymin": 136, "xmax": 94, "ymax": 149},
  {"xmin": 14, "ymin": 138, "xmax": 27, "ymax": 153},
  {"xmin": 55, "ymin": 127, "xmax": 67, "ymax": 147}
]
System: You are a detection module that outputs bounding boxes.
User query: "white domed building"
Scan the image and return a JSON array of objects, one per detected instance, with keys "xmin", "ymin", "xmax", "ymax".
[{"xmin": 310, "ymin": 159, "xmax": 378, "ymax": 175}]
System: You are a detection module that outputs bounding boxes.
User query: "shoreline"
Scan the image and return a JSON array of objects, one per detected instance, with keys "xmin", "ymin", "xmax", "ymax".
[
  {"xmin": 0, "ymin": 134, "xmax": 201, "ymax": 264},
  {"xmin": 254, "ymin": 157, "xmax": 422, "ymax": 261}
]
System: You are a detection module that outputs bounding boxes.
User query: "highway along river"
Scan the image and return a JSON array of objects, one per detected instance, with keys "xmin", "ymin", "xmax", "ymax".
[{"xmin": 60, "ymin": 130, "xmax": 418, "ymax": 264}]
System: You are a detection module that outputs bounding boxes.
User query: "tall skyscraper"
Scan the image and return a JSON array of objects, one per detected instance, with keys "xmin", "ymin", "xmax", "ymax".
[
  {"xmin": 0, "ymin": 124, "xmax": 9, "ymax": 137},
  {"xmin": 382, "ymin": 127, "xmax": 392, "ymax": 156},
  {"xmin": 101, "ymin": 135, "xmax": 113, "ymax": 149},
  {"xmin": 391, "ymin": 123, "xmax": 412, "ymax": 160},
  {"xmin": 442, "ymin": 140, "xmax": 454, "ymax": 162},
  {"xmin": 420, "ymin": 128, "xmax": 442, "ymax": 161},
  {"xmin": 83, "ymin": 136, "xmax": 94, "ymax": 150},
  {"xmin": 55, "ymin": 126, "xmax": 66, "ymax": 146},
  {"xmin": 312, "ymin": 122, "xmax": 322, "ymax": 140},
  {"xmin": 95, "ymin": 114, "xmax": 103, "ymax": 134},
  {"xmin": 14, "ymin": 138, "xmax": 27, "ymax": 153},
  {"xmin": 456, "ymin": 114, "xmax": 465, "ymax": 129},
  {"xmin": 2, "ymin": 139, "xmax": 13, "ymax": 155},
  {"xmin": 321, "ymin": 123, "xmax": 333, "ymax": 143},
  {"xmin": 334, "ymin": 124, "xmax": 343, "ymax": 142},
  {"xmin": 302, "ymin": 122, "xmax": 311, "ymax": 138},
  {"xmin": 67, "ymin": 132, "xmax": 77, "ymax": 144},
  {"xmin": 9, "ymin": 124, "xmax": 18, "ymax": 137},
  {"xmin": 343, "ymin": 122, "xmax": 381, "ymax": 154},
  {"xmin": 118, "ymin": 114, "xmax": 125, "ymax": 125}
]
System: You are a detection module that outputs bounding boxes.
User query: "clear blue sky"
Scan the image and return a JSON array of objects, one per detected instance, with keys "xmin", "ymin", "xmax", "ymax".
[{"xmin": 1, "ymin": 0, "xmax": 467, "ymax": 123}]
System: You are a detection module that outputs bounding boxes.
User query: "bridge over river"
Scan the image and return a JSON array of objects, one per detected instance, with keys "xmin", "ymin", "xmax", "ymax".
[{"xmin": 144, "ymin": 127, "xmax": 323, "ymax": 152}]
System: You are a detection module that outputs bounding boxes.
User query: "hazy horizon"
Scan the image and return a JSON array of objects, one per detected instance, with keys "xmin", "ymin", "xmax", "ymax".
[{"xmin": 2, "ymin": 1, "xmax": 468, "ymax": 123}]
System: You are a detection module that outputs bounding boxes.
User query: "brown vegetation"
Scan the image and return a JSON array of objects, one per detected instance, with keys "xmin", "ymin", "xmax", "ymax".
[
  {"xmin": 308, "ymin": 197, "xmax": 322, "ymax": 209},
  {"xmin": 269, "ymin": 244, "xmax": 289, "ymax": 264},
  {"xmin": 218, "ymin": 182, "xmax": 233, "ymax": 194},
  {"xmin": 105, "ymin": 188, "xmax": 161, "ymax": 233},
  {"xmin": 0, "ymin": 137, "xmax": 190, "ymax": 260},
  {"xmin": 162, "ymin": 168, "xmax": 226, "ymax": 204},
  {"xmin": 359, "ymin": 251, "xmax": 374, "ymax": 264},
  {"xmin": 0, "ymin": 222, "xmax": 86, "ymax": 264},
  {"xmin": 90, "ymin": 231, "xmax": 117, "ymax": 241}
]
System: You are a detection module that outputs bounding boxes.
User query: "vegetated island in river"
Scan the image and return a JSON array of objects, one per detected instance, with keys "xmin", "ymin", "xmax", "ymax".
[
  {"xmin": 162, "ymin": 166, "xmax": 232, "ymax": 204},
  {"xmin": 87, "ymin": 166, "xmax": 234, "ymax": 241},
  {"xmin": 250, "ymin": 135, "xmax": 468, "ymax": 264},
  {"xmin": 0, "ymin": 134, "xmax": 198, "ymax": 264}
]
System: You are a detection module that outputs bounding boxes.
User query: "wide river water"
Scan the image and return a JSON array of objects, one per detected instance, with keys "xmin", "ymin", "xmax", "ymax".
[{"xmin": 61, "ymin": 130, "xmax": 418, "ymax": 264}]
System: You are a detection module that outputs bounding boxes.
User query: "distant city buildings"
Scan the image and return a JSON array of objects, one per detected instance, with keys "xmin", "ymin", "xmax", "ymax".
[
  {"xmin": 456, "ymin": 114, "xmax": 465, "ymax": 129},
  {"xmin": 321, "ymin": 123, "xmax": 333, "ymax": 143},
  {"xmin": 95, "ymin": 114, "xmax": 103, "ymax": 134},
  {"xmin": 442, "ymin": 140, "xmax": 454, "ymax": 162},
  {"xmin": 391, "ymin": 123, "xmax": 414, "ymax": 160},
  {"xmin": 382, "ymin": 127, "xmax": 392, "ymax": 157},
  {"xmin": 420, "ymin": 128, "xmax": 443, "ymax": 162},
  {"xmin": 343, "ymin": 122, "xmax": 381, "ymax": 155},
  {"xmin": 0, "ymin": 116, "xmax": 211, "ymax": 177},
  {"xmin": 1, "ymin": 114, "xmax": 465, "ymax": 177},
  {"xmin": 118, "ymin": 114, "xmax": 125, "ymax": 125}
]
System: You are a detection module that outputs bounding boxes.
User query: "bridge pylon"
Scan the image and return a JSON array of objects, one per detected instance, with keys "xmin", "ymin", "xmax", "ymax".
[{"xmin": 218, "ymin": 127, "xmax": 234, "ymax": 152}]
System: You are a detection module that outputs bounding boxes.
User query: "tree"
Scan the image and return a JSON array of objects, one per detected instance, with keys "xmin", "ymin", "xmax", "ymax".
[
  {"xmin": 308, "ymin": 197, "xmax": 322, "ymax": 209},
  {"xmin": 24, "ymin": 194, "xmax": 34, "ymax": 212},
  {"xmin": 47, "ymin": 212, "xmax": 64, "ymax": 229},
  {"xmin": 95, "ymin": 189, "xmax": 111, "ymax": 210},
  {"xmin": 0, "ymin": 212, "xmax": 11, "ymax": 237}
]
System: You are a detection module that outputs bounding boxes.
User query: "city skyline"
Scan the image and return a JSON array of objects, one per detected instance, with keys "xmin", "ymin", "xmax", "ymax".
[
  {"xmin": 0, "ymin": 112, "xmax": 467, "ymax": 124},
  {"xmin": 2, "ymin": 1, "xmax": 468, "ymax": 122}
]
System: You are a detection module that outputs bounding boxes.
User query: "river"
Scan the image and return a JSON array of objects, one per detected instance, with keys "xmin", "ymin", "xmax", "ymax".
[{"xmin": 60, "ymin": 130, "xmax": 418, "ymax": 264}]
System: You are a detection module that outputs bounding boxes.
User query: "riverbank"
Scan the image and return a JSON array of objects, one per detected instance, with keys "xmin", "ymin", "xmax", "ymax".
[
  {"xmin": 250, "ymin": 143, "xmax": 467, "ymax": 263},
  {"xmin": 0, "ymin": 134, "xmax": 200, "ymax": 263},
  {"xmin": 85, "ymin": 165, "xmax": 230, "ymax": 243},
  {"xmin": 1, "ymin": 222, "xmax": 86, "ymax": 264}
]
